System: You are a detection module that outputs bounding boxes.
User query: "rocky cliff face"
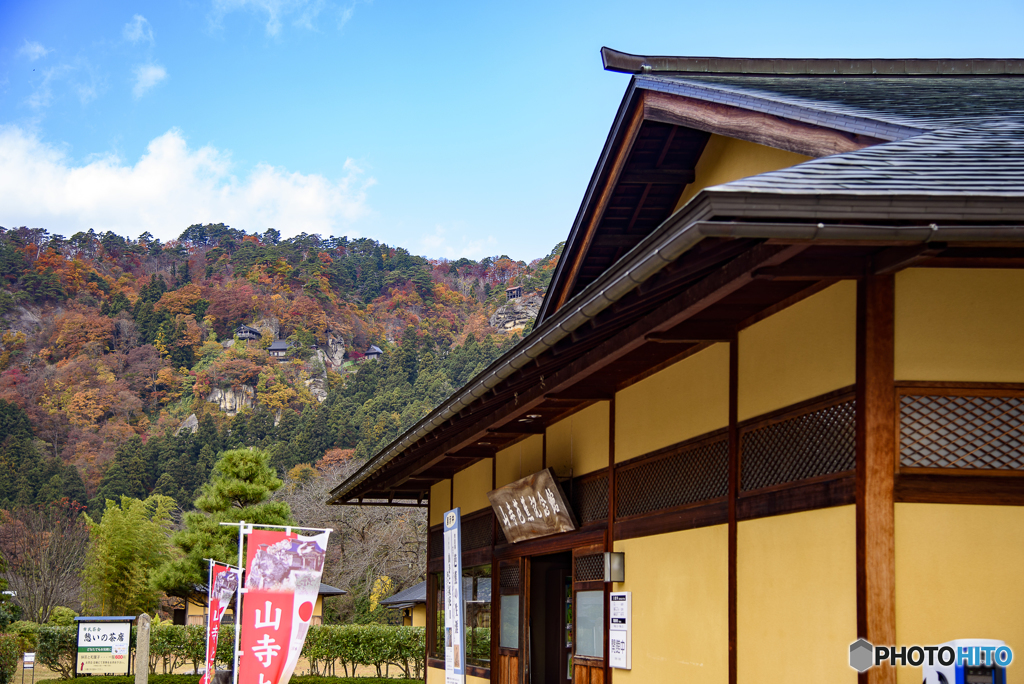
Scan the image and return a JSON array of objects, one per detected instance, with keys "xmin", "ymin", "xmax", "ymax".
[
  {"xmin": 207, "ymin": 385, "xmax": 256, "ymax": 415},
  {"xmin": 489, "ymin": 293, "xmax": 543, "ymax": 331},
  {"xmin": 320, "ymin": 333, "xmax": 346, "ymax": 368}
]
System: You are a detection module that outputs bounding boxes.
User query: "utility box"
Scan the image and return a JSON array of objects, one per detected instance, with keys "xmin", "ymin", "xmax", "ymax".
[{"xmin": 923, "ymin": 639, "xmax": 1008, "ymax": 684}]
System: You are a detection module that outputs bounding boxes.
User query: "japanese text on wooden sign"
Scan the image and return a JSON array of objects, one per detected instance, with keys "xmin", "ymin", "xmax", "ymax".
[{"xmin": 487, "ymin": 468, "xmax": 577, "ymax": 544}]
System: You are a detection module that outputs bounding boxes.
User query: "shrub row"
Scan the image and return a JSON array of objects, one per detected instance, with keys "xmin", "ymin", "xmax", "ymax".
[{"xmin": 1, "ymin": 624, "xmax": 425, "ymax": 682}]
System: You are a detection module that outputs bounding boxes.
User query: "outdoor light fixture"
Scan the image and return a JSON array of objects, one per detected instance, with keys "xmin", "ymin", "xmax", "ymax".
[{"xmin": 604, "ymin": 551, "xmax": 625, "ymax": 582}]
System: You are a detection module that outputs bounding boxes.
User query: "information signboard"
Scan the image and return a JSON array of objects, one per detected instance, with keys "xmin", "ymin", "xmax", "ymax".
[
  {"xmin": 75, "ymin": 619, "xmax": 132, "ymax": 676},
  {"xmin": 609, "ymin": 592, "xmax": 631, "ymax": 670},
  {"xmin": 443, "ymin": 508, "xmax": 465, "ymax": 684},
  {"xmin": 23, "ymin": 653, "xmax": 35, "ymax": 669}
]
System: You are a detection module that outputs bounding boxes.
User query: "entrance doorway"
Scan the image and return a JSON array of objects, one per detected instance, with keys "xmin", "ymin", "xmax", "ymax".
[{"xmin": 529, "ymin": 552, "xmax": 572, "ymax": 684}]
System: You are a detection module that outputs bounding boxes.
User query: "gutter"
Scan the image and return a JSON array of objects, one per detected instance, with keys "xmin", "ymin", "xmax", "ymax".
[{"xmin": 329, "ymin": 193, "xmax": 1024, "ymax": 504}]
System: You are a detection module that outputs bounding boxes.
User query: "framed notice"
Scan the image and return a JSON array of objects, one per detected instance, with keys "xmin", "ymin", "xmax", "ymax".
[
  {"xmin": 443, "ymin": 508, "xmax": 465, "ymax": 684},
  {"xmin": 75, "ymin": 617, "xmax": 132, "ymax": 676}
]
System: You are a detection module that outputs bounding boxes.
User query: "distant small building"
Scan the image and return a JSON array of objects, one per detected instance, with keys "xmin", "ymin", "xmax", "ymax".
[
  {"xmin": 269, "ymin": 339, "xmax": 290, "ymax": 358},
  {"xmin": 506, "ymin": 285, "xmax": 523, "ymax": 300},
  {"xmin": 378, "ymin": 580, "xmax": 427, "ymax": 627},
  {"xmin": 365, "ymin": 345, "xmax": 383, "ymax": 360},
  {"xmin": 236, "ymin": 325, "xmax": 262, "ymax": 341}
]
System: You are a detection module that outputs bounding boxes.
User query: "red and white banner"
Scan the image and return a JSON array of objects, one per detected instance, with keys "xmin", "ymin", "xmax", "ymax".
[
  {"xmin": 200, "ymin": 563, "xmax": 239, "ymax": 684},
  {"xmin": 238, "ymin": 529, "xmax": 330, "ymax": 684}
]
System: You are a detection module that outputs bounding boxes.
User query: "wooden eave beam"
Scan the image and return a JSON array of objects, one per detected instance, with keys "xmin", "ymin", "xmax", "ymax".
[
  {"xmin": 352, "ymin": 241, "xmax": 809, "ymax": 498},
  {"xmin": 871, "ymin": 243, "xmax": 947, "ymax": 274},
  {"xmin": 642, "ymin": 89, "xmax": 888, "ymax": 159},
  {"xmin": 753, "ymin": 260, "xmax": 867, "ymax": 280},
  {"xmin": 619, "ymin": 168, "xmax": 696, "ymax": 185},
  {"xmin": 552, "ymin": 92, "xmax": 648, "ymax": 315}
]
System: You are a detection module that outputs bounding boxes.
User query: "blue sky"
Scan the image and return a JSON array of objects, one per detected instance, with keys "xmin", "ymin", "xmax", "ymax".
[{"xmin": 2, "ymin": 0, "xmax": 1023, "ymax": 261}]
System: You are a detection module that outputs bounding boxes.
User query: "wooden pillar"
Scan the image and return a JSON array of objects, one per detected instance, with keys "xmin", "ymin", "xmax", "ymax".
[
  {"xmin": 728, "ymin": 337, "xmax": 739, "ymax": 684},
  {"xmin": 856, "ymin": 275, "xmax": 897, "ymax": 684},
  {"xmin": 606, "ymin": 398, "xmax": 616, "ymax": 684}
]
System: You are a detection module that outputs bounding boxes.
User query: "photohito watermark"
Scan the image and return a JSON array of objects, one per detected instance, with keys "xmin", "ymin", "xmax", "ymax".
[{"xmin": 849, "ymin": 639, "xmax": 1013, "ymax": 673}]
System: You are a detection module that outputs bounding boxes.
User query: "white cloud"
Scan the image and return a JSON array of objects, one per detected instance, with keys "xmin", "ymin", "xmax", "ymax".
[
  {"xmin": 123, "ymin": 15, "xmax": 154, "ymax": 44},
  {"xmin": 212, "ymin": 0, "xmax": 333, "ymax": 35},
  {"xmin": 0, "ymin": 125, "xmax": 373, "ymax": 241},
  {"xmin": 18, "ymin": 40, "xmax": 51, "ymax": 61},
  {"xmin": 132, "ymin": 64, "xmax": 167, "ymax": 98},
  {"xmin": 419, "ymin": 225, "xmax": 497, "ymax": 261},
  {"xmin": 27, "ymin": 61, "xmax": 101, "ymax": 109}
]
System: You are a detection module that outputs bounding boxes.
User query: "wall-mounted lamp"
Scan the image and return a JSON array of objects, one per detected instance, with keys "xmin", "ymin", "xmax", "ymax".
[{"xmin": 604, "ymin": 551, "xmax": 625, "ymax": 583}]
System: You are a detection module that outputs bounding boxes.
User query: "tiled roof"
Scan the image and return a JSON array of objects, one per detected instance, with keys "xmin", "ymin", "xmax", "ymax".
[
  {"xmin": 378, "ymin": 580, "xmax": 426, "ymax": 606},
  {"xmin": 713, "ymin": 122, "xmax": 1024, "ymax": 196},
  {"xmin": 640, "ymin": 75, "xmax": 1024, "ymax": 140}
]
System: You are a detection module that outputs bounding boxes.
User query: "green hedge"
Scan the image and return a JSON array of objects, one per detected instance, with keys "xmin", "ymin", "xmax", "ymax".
[
  {"xmin": 0, "ymin": 633, "xmax": 18, "ymax": 684},
  {"xmin": 5, "ymin": 624, "xmax": 425, "ymax": 681}
]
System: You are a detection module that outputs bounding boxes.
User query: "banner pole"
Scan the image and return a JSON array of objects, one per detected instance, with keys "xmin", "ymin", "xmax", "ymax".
[
  {"xmin": 203, "ymin": 560, "xmax": 213, "ymax": 683},
  {"xmin": 232, "ymin": 521, "xmax": 245, "ymax": 684}
]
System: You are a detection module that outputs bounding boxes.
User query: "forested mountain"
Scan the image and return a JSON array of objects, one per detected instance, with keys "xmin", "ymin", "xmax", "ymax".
[{"xmin": 0, "ymin": 224, "xmax": 562, "ymax": 513}]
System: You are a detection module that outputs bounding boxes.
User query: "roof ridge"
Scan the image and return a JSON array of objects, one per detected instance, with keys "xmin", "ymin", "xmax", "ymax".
[{"xmin": 603, "ymin": 47, "xmax": 1024, "ymax": 77}]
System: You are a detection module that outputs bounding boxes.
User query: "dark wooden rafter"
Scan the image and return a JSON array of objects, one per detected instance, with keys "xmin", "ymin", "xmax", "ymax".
[{"xmin": 642, "ymin": 89, "xmax": 888, "ymax": 158}]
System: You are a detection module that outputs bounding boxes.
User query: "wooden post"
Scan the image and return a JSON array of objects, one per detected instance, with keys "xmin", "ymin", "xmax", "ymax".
[
  {"xmin": 856, "ymin": 275, "xmax": 897, "ymax": 684},
  {"xmin": 134, "ymin": 614, "xmax": 151, "ymax": 684},
  {"xmin": 727, "ymin": 337, "xmax": 739, "ymax": 684}
]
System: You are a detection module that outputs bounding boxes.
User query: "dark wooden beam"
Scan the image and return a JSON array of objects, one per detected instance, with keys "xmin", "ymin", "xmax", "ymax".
[
  {"xmin": 646, "ymin": 321, "xmax": 735, "ymax": 343},
  {"xmin": 856, "ymin": 275, "xmax": 897, "ymax": 684},
  {"xmin": 871, "ymin": 243, "xmax": 946, "ymax": 274},
  {"xmin": 618, "ymin": 168, "xmax": 696, "ymax": 185},
  {"xmin": 552, "ymin": 93, "xmax": 648, "ymax": 315},
  {"xmin": 753, "ymin": 260, "xmax": 866, "ymax": 281},
  {"xmin": 643, "ymin": 89, "xmax": 887, "ymax": 159}
]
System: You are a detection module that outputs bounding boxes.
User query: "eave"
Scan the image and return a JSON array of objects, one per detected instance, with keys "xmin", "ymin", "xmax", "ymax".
[{"xmin": 328, "ymin": 188, "xmax": 1024, "ymax": 506}]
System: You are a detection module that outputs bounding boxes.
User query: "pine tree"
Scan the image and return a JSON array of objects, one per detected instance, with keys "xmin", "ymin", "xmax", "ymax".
[{"xmin": 151, "ymin": 448, "xmax": 294, "ymax": 601}]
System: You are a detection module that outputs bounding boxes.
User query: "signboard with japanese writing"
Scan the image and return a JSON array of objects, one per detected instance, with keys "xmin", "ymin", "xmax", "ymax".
[
  {"xmin": 443, "ymin": 508, "xmax": 465, "ymax": 684},
  {"xmin": 487, "ymin": 468, "xmax": 577, "ymax": 543},
  {"xmin": 200, "ymin": 563, "xmax": 239, "ymax": 684},
  {"xmin": 75, "ymin": 621, "xmax": 131, "ymax": 675},
  {"xmin": 609, "ymin": 592, "xmax": 631, "ymax": 670},
  {"xmin": 238, "ymin": 529, "xmax": 330, "ymax": 684}
]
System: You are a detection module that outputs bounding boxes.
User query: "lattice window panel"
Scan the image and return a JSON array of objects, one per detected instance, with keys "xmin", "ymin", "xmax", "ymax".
[
  {"xmin": 495, "ymin": 520, "xmax": 507, "ymax": 546},
  {"xmin": 900, "ymin": 394, "xmax": 1024, "ymax": 470},
  {"xmin": 574, "ymin": 554, "xmax": 604, "ymax": 583},
  {"xmin": 741, "ymin": 400, "xmax": 856, "ymax": 492},
  {"xmin": 616, "ymin": 438, "xmax": 728, "ymax": 518},
  {"xmin": 571, "ymin": 474, "xmax": 609, "ymax": 524},
  {"xmin": 461, "ymin": 512, "xmax": 494, "ymax": 551},
  {"xmin": 428, "ymin": 528, "xmax": 443, "ymax": 560},
  {"xmin": 500, "ymin": 564, "xmax": 520, "ymax": 595}
]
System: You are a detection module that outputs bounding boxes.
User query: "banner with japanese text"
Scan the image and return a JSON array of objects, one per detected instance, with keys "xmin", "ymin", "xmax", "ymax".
[
  {"xmin": 200, "ymin": 563, "xmax": 239, "ymax": 684},
  {"xmin": 238, "ymin": 529, "xmax": 330, "ymax": 684},
  {"xmin": 443, "ymin": 508, "xmax": 465, "ymax": 684}
]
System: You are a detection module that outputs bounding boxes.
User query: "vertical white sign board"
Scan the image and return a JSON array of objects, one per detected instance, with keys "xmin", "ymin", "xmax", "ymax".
[
  {"xmin": 443, "ymin": 508, "xmax": 466, "ymax": 684},
  {"xmin": 609, "ymin": 592, "xmax": 631, "ymax": 670}
]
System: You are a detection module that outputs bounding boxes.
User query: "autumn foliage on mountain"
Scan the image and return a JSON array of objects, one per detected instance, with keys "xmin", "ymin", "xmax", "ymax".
[{"xmin": 0, "ymin": 224, "xmax": 562, "ymax": 513}]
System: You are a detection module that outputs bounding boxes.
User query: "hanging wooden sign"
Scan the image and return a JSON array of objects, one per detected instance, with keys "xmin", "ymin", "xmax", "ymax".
[{"xmin": 488, "ymin": 468, "xmax": 577, "ymax": 543}]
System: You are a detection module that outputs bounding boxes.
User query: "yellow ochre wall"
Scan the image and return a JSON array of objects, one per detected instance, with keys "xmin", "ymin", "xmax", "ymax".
[
  {"xmin": 495, "ymin": 434, "xmax": 543, "ymax": 488},
  {"xmin": 737, "ymin": 505, "xmax": 857, "ymax": 684},
  {"xmin": 738, "ymin": 281, "xmax": 856, "ymax": 422},
  {"xmin": 895, "ymin": 268, "xmax": 1024, "ymax": 382},
  {"xmin": 614, "ymin": 524, "xmax": 728, "ymax": 684},
  {"xmin": 412, "ymin": 603, "xmax": 427, "ymax": 628},
  {"xmin": 546, "ymin": 401, "xmax": 610, "ymax": 478},
  {"xmin": 429, "ymin": 479, "xmax": 451, "ymax": 527},
  {"xmin": 615, "ymin": 343, "xmax": 729, "ymax": 463},
  {"xmin": 894, "ymin": 503, "xmax": 1024, "ymax": 684},
  {"xmin": 453, "ymin": 458, "xmax": 492, "ymax": 514},
  {"xmin": 426, "ymin": 667, "xmax": 488, "ymax": 684},
  {"xmin": 674, "ymin": 135, "xmax": 812, "ymax": 211}
]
